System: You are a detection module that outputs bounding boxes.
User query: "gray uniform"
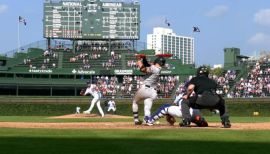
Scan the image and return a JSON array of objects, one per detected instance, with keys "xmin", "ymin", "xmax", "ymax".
[{"xmin": 132, "ymin": 65, "xmax": 161, "ymax": 123}]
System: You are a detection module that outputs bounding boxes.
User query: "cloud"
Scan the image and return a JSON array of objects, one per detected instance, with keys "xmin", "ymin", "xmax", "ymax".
[
  {"xmin": 0, "ymin": 4, "xmax": 8, "ymax": 14},
  {"xmin": 254, "ymin": 9, "xmax": 270, "ymax": 26},
  {"xmin": 248, "ymin": 33, "xmax": 270, "ymax": 45},
  {"xmin": 205, "ymin": 5, "xmax": 229, "ymax": 18}
]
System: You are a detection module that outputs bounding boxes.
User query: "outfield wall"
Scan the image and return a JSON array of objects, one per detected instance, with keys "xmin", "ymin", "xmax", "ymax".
[{"xmin": 0, "ymin": 97, "xmax": 269, "ymax": 117}]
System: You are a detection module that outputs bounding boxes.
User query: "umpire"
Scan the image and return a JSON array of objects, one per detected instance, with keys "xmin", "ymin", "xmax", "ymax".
[{"xmin": 180, "ymin": 66, "xmax": 231, "ymax": 128}]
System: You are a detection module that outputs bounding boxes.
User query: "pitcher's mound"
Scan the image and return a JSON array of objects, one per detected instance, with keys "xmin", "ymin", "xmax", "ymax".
[{"xmin": 51, "ymin": 114, "xmax": 132, "ymax": 119}]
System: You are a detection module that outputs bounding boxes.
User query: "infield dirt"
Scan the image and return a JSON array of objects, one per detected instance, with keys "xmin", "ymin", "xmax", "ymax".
[{"xmin": 0, "ymin": 114, "xmax": 269, "ymax": 130}]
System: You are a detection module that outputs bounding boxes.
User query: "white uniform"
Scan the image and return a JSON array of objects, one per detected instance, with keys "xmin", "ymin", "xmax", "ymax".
[
  {"xmin": 132, "ymin": 65, "xmax": 161, "ymax": 123},
  {"xmin": 107, "ymin": 100, "xmax": 116, "ymax": 112},
  {"xmin": 76, "ymin": 106, "xmax": 81, "ymax": 114},
  {"xmin": 83, "ymin": 84, "xmax": 104, "ymax": 117},
  {"xmin": 172, "ymin": 93, "xmax": 201, "ymax": 117},
  {"xmin": 149, "ymin": 93, "xmax": 201, "ymax": 124}
]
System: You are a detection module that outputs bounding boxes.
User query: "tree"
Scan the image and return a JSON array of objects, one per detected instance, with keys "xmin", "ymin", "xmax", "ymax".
[{"xmin": 211, "ymin": 67, "xmax": 223, "ymax": 76}]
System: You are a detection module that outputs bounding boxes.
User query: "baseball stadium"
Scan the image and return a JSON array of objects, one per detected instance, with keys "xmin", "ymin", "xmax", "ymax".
[{"xmin": 1, "ymin": 0, "xmax": 270, "ymax": 154}]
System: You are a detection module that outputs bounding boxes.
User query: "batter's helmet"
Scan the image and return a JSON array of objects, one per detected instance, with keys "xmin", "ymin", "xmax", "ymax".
[
  {"xmin": 154, "ymin": 57, "xmax": 166, "ymax": 66},
  {"xmin": 197, "ymin": 66, "xmax": 209, "ymax": 77}
]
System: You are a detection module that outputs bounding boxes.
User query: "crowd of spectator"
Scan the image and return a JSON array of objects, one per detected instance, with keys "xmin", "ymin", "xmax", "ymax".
[
  {"xmin": 127, "ymin": 60, "xmax": 137, "ymax": 68},
  {"xmin": 102, "ymin": 51, "xmax": 121, "ymax": 69},
  {"xmin": 159, "ymin": 76, "xmax": 178, "ymax": 98},
  {"xmin": 232, "ymin": 61, "xmax": 270, "ymax": 98},
  {"xmin": 95, "ymin": 76, "xmax": 119, "ymax": 97},
  {"xmin": 76, "ymin": 41, "xmax": 133, "ymax": 52},
  {"xmin": 210, "ymin": 70, "xmax": 237, "ymax": 96},
  {"xmin": 19, "ymin": 43, "xmax": 270, "ymax": 99},
  {"xmin": 23, "ymin": 49, "xmax": 58, "ymax": 69},
  {"xmin": 84, "ymin": 75, "xmax": 179, "ymax": 98}
]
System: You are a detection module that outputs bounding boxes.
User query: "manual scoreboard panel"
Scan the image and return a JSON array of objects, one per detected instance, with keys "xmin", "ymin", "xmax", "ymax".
[{"xmin": 44, "ymin": 0, "xmax": 140, "ymax": 40}]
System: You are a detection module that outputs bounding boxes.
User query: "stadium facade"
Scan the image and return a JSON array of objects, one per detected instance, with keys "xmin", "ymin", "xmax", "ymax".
[
  {"xmin": 147, "ymin": 27, "xmax": 194, "ymax": 64},
  {"xmin": 0, "ymin": 0, "xmax": 197, "ymax": 97}
]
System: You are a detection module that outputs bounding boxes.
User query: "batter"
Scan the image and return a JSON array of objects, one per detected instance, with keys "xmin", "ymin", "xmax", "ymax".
[{"xmin": 132, "ymin": 55, "xmax": 166, "ymax": 125}]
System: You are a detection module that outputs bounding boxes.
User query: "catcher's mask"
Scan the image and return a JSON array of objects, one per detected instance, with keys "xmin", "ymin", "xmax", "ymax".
[
  {"xmin": 154, "ymin": 57, "xmax": 166, "ymax": 67},
  {"xmin": 197, "ymin": 66, "xmax": 209, "ymax": 77}
]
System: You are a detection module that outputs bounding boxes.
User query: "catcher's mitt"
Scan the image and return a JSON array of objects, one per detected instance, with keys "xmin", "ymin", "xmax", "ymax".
[
  {"xmin": 192, "ymin": 116, "xmax": 208, "ymax": 127},
  {"xmin": 166, "ymin": 114, "xmax": 176, "ymax": 125},
  {"xmin": 80, "ymin": 89, "xmax": 86, "ymax": 96}
]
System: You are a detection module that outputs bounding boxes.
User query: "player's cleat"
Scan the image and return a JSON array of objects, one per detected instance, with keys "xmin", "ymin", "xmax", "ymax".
[
  {"xmin": 141, "ymin": 116, "xmax": 153, "ymax": 126},
  {"xmin": 179, "ymin": 119, "xmax": 191, "ymax": 127},
  {"xmin": 221, "ymin": 117, "xmax": 231, "ymax": 128},
  {"xmin": 222, "ymin": 121, "xmax": 231, "ymax": 128},
  {"xmin": 83, "ymin": 110, "xmax": 91, "ymax": 114},
  {"xmin": 145, "ymin": 121, "xmax": 154, "ymax": 126},
  {"xmin": 143, "ymin": 116, "xmax": 153, "ymax": 126},
  {"xmin": 134, "ymin": 120, "xmax": 143, "ymax": 125}
]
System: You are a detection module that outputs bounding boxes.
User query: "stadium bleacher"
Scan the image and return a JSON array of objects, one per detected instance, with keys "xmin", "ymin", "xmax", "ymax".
[
  {"xmin": 232, "ymin": 60, "xmax": 270, "ymax": 98},
  {"xmin": 0, "ymin": 44, "xmax": 194, "ymax": 98},
  {"xmin": 5, "ymin": 43, "xmax": 270, "ymax": 99}
]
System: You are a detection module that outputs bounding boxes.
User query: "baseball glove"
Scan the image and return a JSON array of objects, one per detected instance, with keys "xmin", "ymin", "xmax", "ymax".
[
  {"xmin": 192, "ymin": 115, "xmax": 208, "ymax": 127},
  {"xmin": 79, "ymin": 89, "xmax": 86, "ymax": 96},
  {"xmin": 166, "ymin": 114, "xmax": 176, "ymax": 125}
]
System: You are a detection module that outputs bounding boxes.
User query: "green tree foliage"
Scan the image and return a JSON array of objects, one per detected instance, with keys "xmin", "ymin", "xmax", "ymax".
[{"xmin": 211, "ymin": 67, "xmax": 224, "ymax": 76}]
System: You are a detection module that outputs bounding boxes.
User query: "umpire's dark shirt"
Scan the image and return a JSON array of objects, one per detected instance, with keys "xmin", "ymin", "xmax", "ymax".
[{"xmin": 189, "ymin": 76, "xmax": 218, "ymax": 94}]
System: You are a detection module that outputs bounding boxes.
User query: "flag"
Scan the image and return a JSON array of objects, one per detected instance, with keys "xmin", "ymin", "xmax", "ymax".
[
  {"xmin": 165, "ymin": 19, "xmax": 171, "ymax": 27},
  {"xmin": 193, "ymin": 26, "xmax": 200, "ymax": 32},
  {"xmin": 19, "ymin": 16, "xmax": 27, "ymax": 25}
]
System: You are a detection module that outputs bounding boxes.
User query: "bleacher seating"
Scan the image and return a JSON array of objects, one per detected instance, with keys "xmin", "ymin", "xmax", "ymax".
[
  {"xmin": 12, "ymin": 45, "xmax": 260, "ymax": 99},
  {"xmin": 232, "ymin": 60, "xmax": 270, "ymax": 98}
]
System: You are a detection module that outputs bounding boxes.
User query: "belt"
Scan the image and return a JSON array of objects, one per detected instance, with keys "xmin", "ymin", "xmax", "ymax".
[{"xmin": 145, "ymin": 85, "xmax": 157, "ymax": 91}]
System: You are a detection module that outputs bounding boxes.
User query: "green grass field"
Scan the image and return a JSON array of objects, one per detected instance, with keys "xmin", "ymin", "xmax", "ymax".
[{"xmin": 0, "ymin": 116, "xmax": 270, "ymax": 154}]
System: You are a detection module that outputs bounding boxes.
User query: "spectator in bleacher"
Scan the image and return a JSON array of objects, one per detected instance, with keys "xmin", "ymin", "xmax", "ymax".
[
  {"xmin": 43, "ymin": 50, "xmax": 50, "ymax": 56},
  {"xmin": 52, "ymin": 63, "xmax": 56, "ymax": 68},
  {"xmin": 232, "ymin": 60, "xmax": 270, "ymax": 97}
]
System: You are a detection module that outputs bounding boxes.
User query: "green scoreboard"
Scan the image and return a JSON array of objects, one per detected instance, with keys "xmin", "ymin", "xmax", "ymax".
[{"xmin": 43, "ymin": 0, "xmax": 140, "ymax": 40}]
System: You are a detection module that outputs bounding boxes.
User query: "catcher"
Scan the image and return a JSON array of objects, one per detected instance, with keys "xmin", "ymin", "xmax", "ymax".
[{"xmin": 147, "ymin": 93, "xmax": 208, "ymax": 127}]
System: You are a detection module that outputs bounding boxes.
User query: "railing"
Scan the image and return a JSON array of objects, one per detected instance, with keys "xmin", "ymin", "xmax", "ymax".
[
  {"xmin": 3, "ymin": 39, "xmax": 147, "ymax": 58},
  {"xmin": 4, "ymin": 40, "xmax": 47, "ymax": 58},
  {"xmin": 3, "ymin": 39, "xmax": 74, "ymax": 58}
]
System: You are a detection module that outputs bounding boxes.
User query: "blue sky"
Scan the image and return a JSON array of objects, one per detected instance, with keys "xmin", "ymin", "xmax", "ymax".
[{"xmin": 0, "ymin": 0, "xmax": 270, "ymax": 66}]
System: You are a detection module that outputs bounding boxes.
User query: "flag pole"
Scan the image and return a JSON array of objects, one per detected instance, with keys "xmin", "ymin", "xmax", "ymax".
[
  {"xmin": 17, "ymin": 17, "xmax": 20, "ymax": 53},
  {"xmin": 191, "ymin": 26, "xmax": 194, "ymax": 38}
]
